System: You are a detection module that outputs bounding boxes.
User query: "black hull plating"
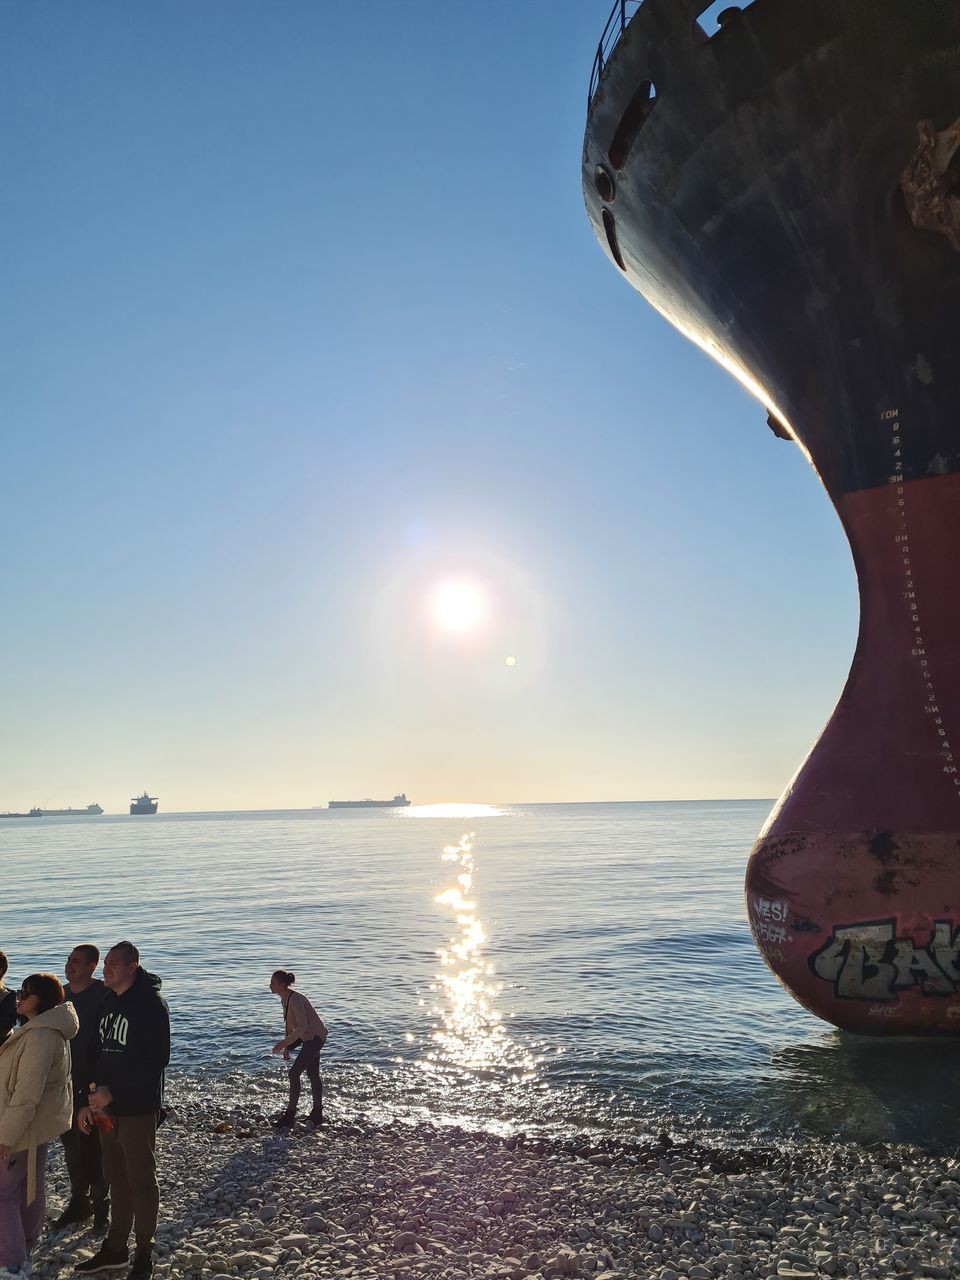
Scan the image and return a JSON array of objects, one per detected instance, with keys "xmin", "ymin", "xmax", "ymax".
[{"xmin": 582, "ymin": 0, "xmax": 960, "ymax": 499}]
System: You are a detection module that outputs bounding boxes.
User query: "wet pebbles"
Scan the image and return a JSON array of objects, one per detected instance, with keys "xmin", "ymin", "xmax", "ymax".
[{"xmin": 34, "ymin": 1103, "xmax": 960, "ymax": 1279}]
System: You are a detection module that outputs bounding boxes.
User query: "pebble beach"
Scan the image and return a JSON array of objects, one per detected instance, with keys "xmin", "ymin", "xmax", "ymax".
[{"xmin": 33, "ymin": 1101, "xmax": 960, "ymax": 1280}]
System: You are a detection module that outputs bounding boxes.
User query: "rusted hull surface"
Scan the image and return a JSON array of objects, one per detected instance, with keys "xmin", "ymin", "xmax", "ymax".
[
  {"xmin": 582, "ymin": 1, "xmax": 960, "ymax": 1032},
  {"xmin": 746, "ymin": 472, "xmax": 960, "ymax": 1033},
  {"xmin": 747, "ymin": 832, "xmax": 960, "ymax": 1034},
  {"xmin": 582, "ymin": 0, "xmax": 960, "ymax": 497}
]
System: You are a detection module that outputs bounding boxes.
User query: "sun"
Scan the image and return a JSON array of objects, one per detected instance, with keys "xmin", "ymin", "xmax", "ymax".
[{"xmin": 431, "ymin": 579, "xmax": 487, "ymax": 634}]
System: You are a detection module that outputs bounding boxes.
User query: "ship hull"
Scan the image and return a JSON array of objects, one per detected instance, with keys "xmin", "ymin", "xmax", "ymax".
[
  {"xmin": 328, "ymin": 799, "xmax": 411, "ymax": 809},
  {"xmin": 583, "ymin": 0, "xmax": 960, "ymax": 1032},
  {"xmin": 38, "ymin": 808, "xmax": 103, "ymax": 817}
]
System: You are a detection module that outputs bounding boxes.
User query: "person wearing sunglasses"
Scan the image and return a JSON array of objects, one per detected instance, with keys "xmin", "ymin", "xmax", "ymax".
[
  {"xmin": 55, "ymin": 945, "xmax": 109, "ymax": 1234},
  {"xmin": 0, "ymin": 973, "xmax": 79, "ymax": 1278}
]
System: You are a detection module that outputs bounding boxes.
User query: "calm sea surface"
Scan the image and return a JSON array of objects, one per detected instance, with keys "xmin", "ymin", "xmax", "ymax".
[{"xmin": 3, "ymin": 801, "xmax": 958, "ymax": 1149}]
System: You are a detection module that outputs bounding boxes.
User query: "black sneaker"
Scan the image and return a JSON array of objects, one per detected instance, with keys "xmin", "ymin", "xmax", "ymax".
[
  {"xmin": 75, "ymin": 1245, "xmax": 129, "ymax": 1273},
  {"xmin": 307, "ymin": 1108, "xmax": 324, "ymax": 1127},
  {"xmin": 271, "ymin": 1110, "xmax": 295, "ymax": 1128},
  {"xmin": 127, "ymin": 1248, "xmax": 153, "ymax": 1280},
  {"xmin": 53, "ymin": 1200, "xmax": 93, "ymax": 1230},
  {"xmin": 92, "ymin": 1205, "xmax": 110, "ymax": 1235}
]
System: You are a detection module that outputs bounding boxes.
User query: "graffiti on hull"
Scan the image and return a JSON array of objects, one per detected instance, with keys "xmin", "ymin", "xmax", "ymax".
[
  {"xmin": 749, "ymin": 896, "xmax": 792, "ymax": 965},
  {"xmin": 810, "ymin": 919, "xmax": 960, "ymax": 1000}
]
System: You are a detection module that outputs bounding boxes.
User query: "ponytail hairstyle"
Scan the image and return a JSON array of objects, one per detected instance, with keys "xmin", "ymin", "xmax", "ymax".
[{"xmin": 272, "ymin": 969, "xmax": 296, "ymax": 988}]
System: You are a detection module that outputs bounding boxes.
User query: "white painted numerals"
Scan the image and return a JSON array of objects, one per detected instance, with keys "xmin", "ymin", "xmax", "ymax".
[{"xmin": 881, "ymin": 408, "xmax": 960, "ymax": 796}]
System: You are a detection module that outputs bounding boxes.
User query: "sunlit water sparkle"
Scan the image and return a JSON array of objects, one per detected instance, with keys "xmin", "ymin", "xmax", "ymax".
[
  {"xmin": 2, "ymin": 801, "xmax": 959, "ymax": 1149},
  {"xmin": 425, "ymin": 832, "xmax": 539, "ymax": 1088}
]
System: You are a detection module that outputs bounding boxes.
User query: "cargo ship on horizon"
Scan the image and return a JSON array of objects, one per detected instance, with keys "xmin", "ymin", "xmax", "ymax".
[
  {"xmin": 2, "ymin": 802, "xmax": 104, "ymax": 817},
  {"xmin": 328, "ymin": 793, "xmax": 411, "ymax": 809},
  {"xmin": 130, "ymin": 792, "xmax": 159, "ymax": 815},
  {"xmin": 31, "ymin": 803, "xmax": 104, "ymax": 817}
]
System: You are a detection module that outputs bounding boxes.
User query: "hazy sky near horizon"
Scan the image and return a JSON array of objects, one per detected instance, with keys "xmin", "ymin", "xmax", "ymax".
[{"xmin": 0, "ymin": 1, "xmax": 858, "ymax": 812}]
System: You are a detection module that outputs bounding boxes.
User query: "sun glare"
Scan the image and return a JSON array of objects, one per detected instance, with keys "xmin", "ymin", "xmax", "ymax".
[
  {"xmin": 403, "ymin": 803, "xmax": 504, "ymax": 819},
  {"xmin": 431, "ymin": 579, "xmax": 487, "ymax": 634}
]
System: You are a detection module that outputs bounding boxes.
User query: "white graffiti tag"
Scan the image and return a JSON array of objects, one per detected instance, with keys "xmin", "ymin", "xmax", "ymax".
[{"xmin": 811, "ymin": 919, "xmax": 960, "ymax": 1000}]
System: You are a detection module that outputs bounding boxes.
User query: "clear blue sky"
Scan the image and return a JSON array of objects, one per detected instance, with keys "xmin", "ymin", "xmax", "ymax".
[{"xmin": 0, "ymin": 1, "xmax": 857, "ymax": 811}]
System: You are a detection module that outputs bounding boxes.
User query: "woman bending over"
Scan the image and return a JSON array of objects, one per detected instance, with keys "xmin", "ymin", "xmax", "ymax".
[{"xmin": 269, "ymin": 971, "xmax": 327, "ymax": 1128}]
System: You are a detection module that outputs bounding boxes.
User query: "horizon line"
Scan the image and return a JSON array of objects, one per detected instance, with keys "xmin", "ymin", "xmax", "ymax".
[{"xmin": 2, "ymin": 797, "xmax": 778, "ymax": 818}]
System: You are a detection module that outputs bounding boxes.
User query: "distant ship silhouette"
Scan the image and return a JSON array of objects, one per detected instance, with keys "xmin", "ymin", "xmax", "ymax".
[{"xmin": 327, "ymin": 793, "xmax": 411, "ymax": 809}]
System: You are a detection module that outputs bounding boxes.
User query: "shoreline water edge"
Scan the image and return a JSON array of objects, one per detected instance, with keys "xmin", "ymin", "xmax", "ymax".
[
  {"xmin": 33, "ymin": 1093, "xmax": 960, "ymax": 1280},
  {"xmin": 7, "ymin": 808, "xmax": 960, "ymax": 1275}
]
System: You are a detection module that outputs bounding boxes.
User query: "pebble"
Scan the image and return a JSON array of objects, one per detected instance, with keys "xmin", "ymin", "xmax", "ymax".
[{"xmin": 25, "ymin": 1100, "xmax": 960, "ymax": 1280}]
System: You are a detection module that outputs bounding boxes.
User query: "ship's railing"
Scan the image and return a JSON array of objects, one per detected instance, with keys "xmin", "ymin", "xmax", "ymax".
[{"xmin": 589, "ymin": 0, "xmax": 645, "ymax": 107}]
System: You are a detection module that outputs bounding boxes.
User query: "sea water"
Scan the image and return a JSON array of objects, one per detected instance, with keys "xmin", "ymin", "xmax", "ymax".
[{"xmin": 3, "ymin": 801, "xmax": 958, "ymax": 1149}]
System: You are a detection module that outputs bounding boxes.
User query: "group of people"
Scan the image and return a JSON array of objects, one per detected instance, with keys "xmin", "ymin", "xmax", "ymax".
[
  {"xmin": 0, "ymin": 949, "xmax": 327, "ymax": 1280},
  {"xmin": 0, "ymin": 943, "xmax": 169, "ymax": 1280}
]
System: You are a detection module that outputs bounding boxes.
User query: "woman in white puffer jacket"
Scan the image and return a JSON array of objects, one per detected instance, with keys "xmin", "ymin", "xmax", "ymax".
[{"xmin": 0, "ymin": 973, "xmax": 78, "ymax": 1278}]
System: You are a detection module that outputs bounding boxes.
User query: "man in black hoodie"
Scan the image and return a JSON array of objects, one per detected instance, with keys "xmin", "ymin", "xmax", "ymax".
[
  {"xmin": 76, "ymin": 941, "xmax": 169, "ymax": 1280},
  {"xmin": 56, "ymin": 944, "xmax": 109, "ymax": 1231}
]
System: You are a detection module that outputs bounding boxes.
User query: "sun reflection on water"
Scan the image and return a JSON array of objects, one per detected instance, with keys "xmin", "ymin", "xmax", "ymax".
[
  {"xmin": 401, "ymin": 803, "xmax": 505, "ymax": 819},
  {"xmin": 421, "ymin": 832, "xmax": 539, "ymax": 1087}
]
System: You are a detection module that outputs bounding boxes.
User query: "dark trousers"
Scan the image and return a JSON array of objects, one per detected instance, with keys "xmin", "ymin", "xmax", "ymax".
[
  {"xmin": 61, "ymin": 1116, "xmax": 109, "ymax": 1210},
  {"xmin": 100, "ymin": 1114, "xmax": 158, "ymax": 1253},
  {"xmin": 288, "ymin": 1036, "xmax": 323, "ymax": 1115}
]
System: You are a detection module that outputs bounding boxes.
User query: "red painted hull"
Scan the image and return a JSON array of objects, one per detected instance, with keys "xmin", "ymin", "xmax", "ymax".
[
  {"xmin": 582, "ymin": 0, "xmax": 960, "ymax": 1032},
  {"xmin": 746, "ymin": 471, "xmax": 960, "ymax": 1033}
]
